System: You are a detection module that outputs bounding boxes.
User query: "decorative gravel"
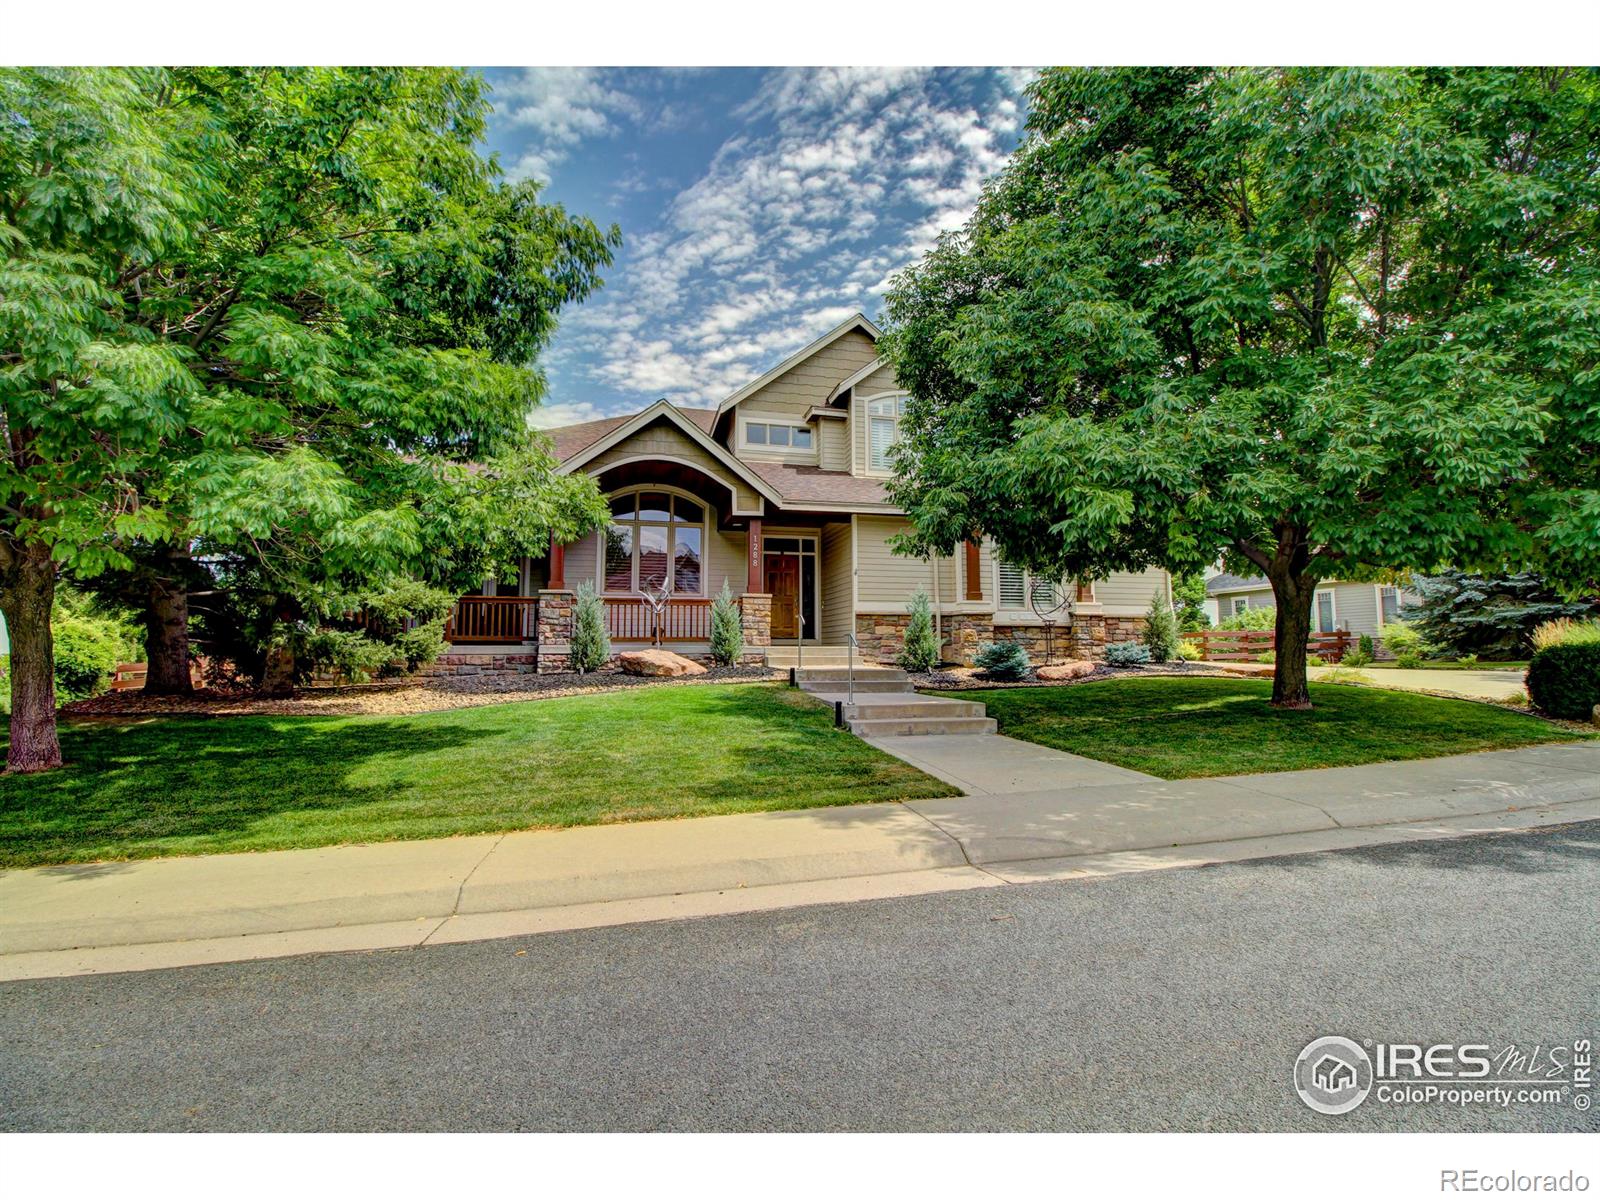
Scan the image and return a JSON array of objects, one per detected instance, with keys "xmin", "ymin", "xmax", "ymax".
[{"xmin": 62, "ymin": 665, "xmax": 786, "ymax": 719}]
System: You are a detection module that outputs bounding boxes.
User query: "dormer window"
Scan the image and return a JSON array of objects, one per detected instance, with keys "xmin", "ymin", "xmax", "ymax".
[
  {"xmin": 744, "ymin": 420, "xmax": 813, "ymax": 451},
  {"xmin": 867, "ymin": 395, "xmax": 907, "ymax": 471}
]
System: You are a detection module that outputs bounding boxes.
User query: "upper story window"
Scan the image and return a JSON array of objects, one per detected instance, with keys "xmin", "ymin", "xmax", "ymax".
[
  {"xmin": 743, "ymin": 420, "xmax": 813, "ymax": 451},
  {"xmin": 603, "ymin": 489, "xmax": 704, "ymax": 595},
  {"xmin": 867, "ymin": 394, "xmax": 908, "ymax": 472}
]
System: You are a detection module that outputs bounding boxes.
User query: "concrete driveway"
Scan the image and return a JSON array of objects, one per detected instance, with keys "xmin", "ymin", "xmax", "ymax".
[{"xmin": 1308, "ymin": 664, "xmax": 1527, "ymax": 701}]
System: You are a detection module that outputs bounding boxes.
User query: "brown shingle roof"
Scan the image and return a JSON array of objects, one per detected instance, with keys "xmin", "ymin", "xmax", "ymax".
[
  {"xmin": 745, "ymin": 461, "xmax": 893, "ymax": 507},
  {"xmin": 541, "ymin": 405, "xmax": 715, "ymax": 463}
]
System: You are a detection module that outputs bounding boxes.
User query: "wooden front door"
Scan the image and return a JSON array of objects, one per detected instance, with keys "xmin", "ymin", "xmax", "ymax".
[{"xmin": 764, "ymin": 553, "xmax": 801, "ymax": 639}]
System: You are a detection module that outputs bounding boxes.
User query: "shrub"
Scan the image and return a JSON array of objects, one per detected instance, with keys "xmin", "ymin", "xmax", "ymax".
[
  {"xmin": 390, "ymin": 623, "xmax": 447, "ymax": 674},
  {"xmin": 709, "ymin": 580, "xmax": 744, "ymax": 666},
  {"xmin": 1306, "ymin": 654, "xmax": 1326, "ymax": 667},
  {"xmin": 300, "ymin": 627, "xmax": 392, "ymax": 682},
  {"xmin": 1531, "ymin": 617, "xmax": 1600, "ymax": 652},
  {"xmin": 1358, "ymin": 633, "xmax": 1375, "ymax": 659},
  {"xmin": 1394, "ymin": 652, "xmax": 1424, "ymax": 670},
  {"xmin": 52, "ymin": 608, "xmax": 129, "ymax": 701},
  {"xmin": 1105, "ymin": 640, "xmax": 1151, "ymax": 667},
  {"xmin": 898, "ymin": 587, "xmax": 940, "ymax": 672},
  {"xmin": 1254, "ymin": 650, "xmax": 1275, "ymax": 664},
  {"xmin": 974, "ymin": 640, "xmax": 1029, "ymax": 680},
  {"xmin": 569, "ymin": 582, "xmax": 611, "ymax": 673},
  {"xmin": 1381, "ymin": 623, "xmax": 1427, "ymax": 659},
  {"xmin": 1172, "ymin": 571, "xmax": 1210, "ymax": 632},
  {"xmin": 1142, "ymin": 589, "xmax": 1180, "ymax": 661},
  {"xmin": 1174, "ymin": 639, "xmax": 1203, "ymax": 662},
  {"xmin": 1217, "ymin": 605, "xmax": 1276, "ymax": 631},
  {"xmin": 1525, "ymin": 643, "xmax": 1600, "ymax": 720},
  {"xmin": 1319, "ymin": 666, "xmax": 1371, "ymax": 684},
  {"xmin": 1456, "ymin": 652, "xmax": 1479, "ymax": 666}
]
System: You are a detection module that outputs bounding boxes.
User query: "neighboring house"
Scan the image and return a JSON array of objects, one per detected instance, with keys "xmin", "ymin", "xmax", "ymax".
[
  {"xmin": 1205, "ymin": 573, "xmax": 1417, "ymax": 638},
  {"xmin": 443, "ymin": 313, "xmax": 1170, "ymax": 672}
]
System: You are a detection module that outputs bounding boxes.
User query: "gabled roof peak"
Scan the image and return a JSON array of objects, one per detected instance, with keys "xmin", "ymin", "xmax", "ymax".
[{"xmin": 714, "ymin": 312, "xmax": 881, "ymax": 416}]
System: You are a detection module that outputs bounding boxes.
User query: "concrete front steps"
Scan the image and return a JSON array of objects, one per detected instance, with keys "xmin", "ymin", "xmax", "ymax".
[
  {"xmin": 765, "ymin": 645, "xmax": 873, "ymax": 669},
  {"xmin": 795, "ymin": 666, "xmax": 997, "ymax": 737}
]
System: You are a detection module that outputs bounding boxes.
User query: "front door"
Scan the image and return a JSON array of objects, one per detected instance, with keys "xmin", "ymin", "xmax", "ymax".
[{"xmin": 765, "ymin": 553, "xmax": 801, "ymax": 639}]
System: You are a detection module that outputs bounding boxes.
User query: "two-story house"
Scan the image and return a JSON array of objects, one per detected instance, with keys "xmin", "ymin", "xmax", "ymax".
[{"xmin": 441, "ymin": 313, "xmax": 1170, "ymax": 672}]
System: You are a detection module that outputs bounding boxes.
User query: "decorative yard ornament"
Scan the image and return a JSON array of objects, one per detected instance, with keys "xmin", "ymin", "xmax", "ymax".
[
  {"xmin": 1029, "ymin": 580, "xmax": 1074, "ymax": 665},
  {"xmin": 639, "ymin": 579, "xmax": 672, "ymax": 646}
]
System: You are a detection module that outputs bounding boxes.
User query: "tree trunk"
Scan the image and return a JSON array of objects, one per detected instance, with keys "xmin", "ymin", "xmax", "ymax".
[
  {"xmin": 142, "ymin": 547, "xmax": 194, "ymax": 695},
  {"xmin": 1, "ymin": 549, "xmax": 63, "ymax": 773},
  {"xmin": 1266, "ymin": 569, "xmax": 1317, "ymax": 710}
]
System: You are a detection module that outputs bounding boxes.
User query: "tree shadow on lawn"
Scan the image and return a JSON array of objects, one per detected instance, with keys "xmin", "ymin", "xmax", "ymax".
[{"xmin": 0, "ymin": 714, "xmax": 504, "ymax": 868}]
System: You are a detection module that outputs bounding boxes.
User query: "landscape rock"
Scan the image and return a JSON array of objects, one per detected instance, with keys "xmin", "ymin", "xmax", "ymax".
[
  {"xmin": 1036, "ymin": 660, "xmax": 1097, "ymax": 681},
  {"xmin": 618, "ymin": 649, "xmax": 708, "ymax": 678}
]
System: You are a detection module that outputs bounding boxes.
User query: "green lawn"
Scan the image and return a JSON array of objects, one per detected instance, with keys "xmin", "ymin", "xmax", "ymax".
[
  {"xmin": 943, "ymin": 677, "xmax": 1585, "ymax": 779},
  {"xmin": 0, "ymin": 684, "xmax": 957, "ymax": 868}
]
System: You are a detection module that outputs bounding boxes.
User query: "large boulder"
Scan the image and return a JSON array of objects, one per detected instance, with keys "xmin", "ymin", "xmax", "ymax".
[
  {"xmin": 1036, "ymin": 660, "xmax": 1096, "ymax": 681},
  {"xmin": 618, "ymin": 649, "xmax": 708, "ymax": 678}
]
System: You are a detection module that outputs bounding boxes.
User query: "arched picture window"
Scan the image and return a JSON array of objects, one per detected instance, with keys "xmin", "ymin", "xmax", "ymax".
[
  {"xmin": 603, "ymin": 489, "xmax": 705, "ymax": 595},
  {"xmin": 867, "ymin": 395, "xmax": 908, "ymax": 471}
]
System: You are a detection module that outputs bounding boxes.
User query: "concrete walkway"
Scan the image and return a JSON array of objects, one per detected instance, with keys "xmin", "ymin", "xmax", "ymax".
[
  {"xmin": 2, "ymin": 741, "xmax": 1597, "ymax": 981},
  {"xmin": 1308, "ymin": 664, "xmax": 1528, "ymax": 701}
]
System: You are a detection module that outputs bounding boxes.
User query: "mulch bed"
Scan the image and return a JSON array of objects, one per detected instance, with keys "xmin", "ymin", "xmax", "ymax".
[
  {"xmin": 909, "ymin": 661, "xmax": 1233, "ymax": 690},
  {"xmin": 61, "ymin": 664, "xmax": 785, "ymax": 720}
]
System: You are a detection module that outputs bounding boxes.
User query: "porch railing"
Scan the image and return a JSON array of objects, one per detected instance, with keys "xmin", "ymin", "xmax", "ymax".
[
  {"xmin": 1183, "ymin": 629, "xmax": 1352, "ymax": 663},
  {"xmin": 444, "ymin": 596, "xmax": 538, "ymax": 644},
  {"xmin": 605, "ymin": 597, "xmax": 712, "ymax": 643}
]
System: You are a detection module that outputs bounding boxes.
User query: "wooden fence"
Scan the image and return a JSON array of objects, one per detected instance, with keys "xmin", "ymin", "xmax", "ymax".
[
  {"xmin": 444, "ymin": 596, "xmax": 538, "ymax": 644},
  {"xmin": 605, "ymin": 597, "xmax": 712, "ymax": 643},
  {"xmin": 1183, "ymin": 629, "xmax": 1353, "ymax": 663}
]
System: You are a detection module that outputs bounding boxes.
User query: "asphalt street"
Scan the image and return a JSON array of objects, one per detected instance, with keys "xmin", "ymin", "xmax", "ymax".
[{"xmin": 3, "ymin": 821, "xmax": 1597, "ymax": 1132}]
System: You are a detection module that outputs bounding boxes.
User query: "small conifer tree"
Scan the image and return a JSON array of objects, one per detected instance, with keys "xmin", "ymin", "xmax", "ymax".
[
  {"xmin": 709, "ymin": 580, "xmax": 745, "ymax": 666},
  {"xmin": 569, "ymin": 582, "xmax": 611, "ymax": 673}
]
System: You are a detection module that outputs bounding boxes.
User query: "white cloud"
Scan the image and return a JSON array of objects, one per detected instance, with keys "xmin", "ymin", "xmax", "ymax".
[
  {"xmin": 493, "ymin": 68, "xmax": 641, "ymax": 184},
  {"xmin": 533, "ymin": 68, "xmax": 1031, "ymax": 412}
]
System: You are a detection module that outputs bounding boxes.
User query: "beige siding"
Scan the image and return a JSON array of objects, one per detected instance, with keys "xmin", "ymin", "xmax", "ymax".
[
  {"xmin": 855, "ymin": 363, "xmax": 897, "ymax": 395},
  {"xmin": 820, "ymin": 521, "xmax": 853, "ymax": 642},
  {"xmin": 736, "ymin": 328, "xmax": 879, "ymax": 419},
  {"xmin": 584, "ymin": 419, "xmax": 763, "ymax": 512},
  {"xmin": 568, "ymin": 526, "xmax": 601, "ymax": 591},
  {"xmin": 818, "ymin": 417, "xmax": 850, "ymax": 472},
  {"xmin": 1331, "ymin": 583, "xmax": 1378, "ymax": 635},
  {"xmin": 707, "ymin": 527, "xmax": 747, "ymax": 597},
  {"xmin": 1094, "ymin": 567, "xmax": 1171, "ymax": 614},
  {"xmin": 854, "ymin": 514, "xmax": 956, "ymax": 609}
]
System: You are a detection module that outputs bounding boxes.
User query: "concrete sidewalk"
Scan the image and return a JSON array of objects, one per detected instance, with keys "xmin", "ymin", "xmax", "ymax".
[{"xmin": 2, "ymin": 741, "xmax": 1597, "ymax": 981}]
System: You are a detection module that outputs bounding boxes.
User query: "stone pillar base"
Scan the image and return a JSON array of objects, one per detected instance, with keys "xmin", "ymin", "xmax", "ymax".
[
  {"xmin": 738, "ymin": 593, "xmax": 771, "ymax": 664},
  {"xmin": 536, "ymin": 590, "xmax": 575, "ymax": 674}
]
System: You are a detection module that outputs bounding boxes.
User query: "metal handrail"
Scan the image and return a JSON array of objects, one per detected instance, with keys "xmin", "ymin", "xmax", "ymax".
[{"xmin": 845, "ymin": 631, "xmax": 858, "ymax": 705}]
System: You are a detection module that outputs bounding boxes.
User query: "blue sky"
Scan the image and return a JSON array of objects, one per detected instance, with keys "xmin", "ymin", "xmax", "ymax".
[{"xmin": 477, "ymin": 68, "xmax": 1034, "ymax": 426}]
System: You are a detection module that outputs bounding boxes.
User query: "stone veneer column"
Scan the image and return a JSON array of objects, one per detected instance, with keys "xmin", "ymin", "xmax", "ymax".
[
  {"xmin": 535, "ymin": 589, "xmax": 574, "ymax": 673},
  {"xmin": 738, "ymin": 593, "xmax": 771, "ymax": 665}
]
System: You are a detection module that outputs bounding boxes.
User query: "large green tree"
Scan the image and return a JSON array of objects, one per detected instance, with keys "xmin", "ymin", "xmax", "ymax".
[
  {"xmin": 1, "ymin": 67, "xmax": 615, "ymax": 768},
  {"xmin": 882, "ymin": 67, "xmax": 1600, "ymax": 707}
]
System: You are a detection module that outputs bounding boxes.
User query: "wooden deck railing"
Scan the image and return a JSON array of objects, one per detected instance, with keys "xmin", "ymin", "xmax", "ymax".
[
  {"xmin": 605, "ymin": 597, "xmax": 712, "ymax": 643},
  {"xmin": 1183, "ymin": 629, "xmax": 1352, "ymax": 663},
  {"xmin": 444, "ymin": 596, "xmax": 538, "ymax": 644}
]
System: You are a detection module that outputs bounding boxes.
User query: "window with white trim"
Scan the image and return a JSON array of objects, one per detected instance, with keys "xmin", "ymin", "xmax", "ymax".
[
  {"xmin": 602, "ymin": 489, "xmax": 705, "ymax": 595},
  {"xmin": 1379, "ymin": 586, "xmax": 1400, "ymax": 624},
  {"xmin": 743, "ymin": 420, "xmax": 813, "ymax": 451},
  {"xmin": 867, "ymin": 395, "xmax": 907, "ymax": 471},
  {"xmin": 1231, "ymin": 597, "xmax": 1250, "ymax": 616},
  {"xmin": 1315, "ymin": 590, "xmax": 1337, "ymax": 634},
  {"xmin": 996, "ymin": 559, "xmax": 1074, "ymax": 612}
]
